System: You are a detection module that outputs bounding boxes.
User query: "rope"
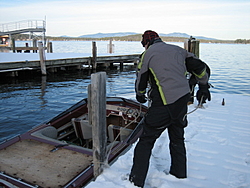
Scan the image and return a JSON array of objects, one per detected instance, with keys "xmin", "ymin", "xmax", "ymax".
[
  {"xmin": 103, "ymin": 103, "xmax": 143, "ymax": 166},
  {"xmin": 183, "ymin": 95, "xmax": 204, "ymax": 121}
]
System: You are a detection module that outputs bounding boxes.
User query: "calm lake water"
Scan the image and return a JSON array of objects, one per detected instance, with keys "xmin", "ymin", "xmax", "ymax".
[{"xmin": 0, "ymin": 41, "xmax": 250, "ymax": 142}]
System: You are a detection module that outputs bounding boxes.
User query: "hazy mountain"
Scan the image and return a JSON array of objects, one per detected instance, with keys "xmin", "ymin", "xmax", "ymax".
[
  {"xmin": 78, "ymin": 32, "xmax": 138, "ymax": 38},
  {"xmin": 76, "ymin": 32, "xmax": 217, "ymax": 40},
  {"xmin": 160, "ymin": 32, "xmax": 217, "ymax": 40},
  {"xmin": 59, "ymin": 35, "xmax": 73, "ymax": 38},
  {"xmin": 159, "ymin": 32, "xmax": 190, "ymax": 38},
  {"xmin": 193, "ymin": 36, "xmax": 217, "ymax": 40}
]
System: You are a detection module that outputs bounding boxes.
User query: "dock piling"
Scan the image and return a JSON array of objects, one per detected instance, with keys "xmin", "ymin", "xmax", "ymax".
[
  {"xmin": 33, "ymin": 39, "xmax": 37, "ymax": 53},
  {"xmin": 184, "ymin": 36, "xmax": 200, "ymax": 57},
  {"xmin": 38, "ymin": 42, "xmax": 47, "ymax": 75},
  {"xmin": 92, "ymin": 41, "xmax": 97, "ymax": 69},
  {"xmin": 47, "ymin": 41, "xmax": 53, "ymax": 53},
  {"xmin": 11, "ymin": 38, "xmax": 16, "ymax": 53},
  {"xmin": 89, "ymin": 72, "xmax": 107, "ymax": 178},
  {"xmin": 108, "ymin": 38, "xmax": 114, "ymax": 53}
]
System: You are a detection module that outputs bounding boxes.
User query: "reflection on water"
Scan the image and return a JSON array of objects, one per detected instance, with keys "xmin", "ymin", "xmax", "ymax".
[
  {"xmin": 0, "ymin": 42, "xmax": 250, "ymax": 142},
  {"xmin": 200, "ymin": 43, "xmax": 250, "ymax": 95}
]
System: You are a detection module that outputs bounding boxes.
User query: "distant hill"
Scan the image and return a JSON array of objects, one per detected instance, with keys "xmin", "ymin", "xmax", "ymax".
[
  {"xmin": 59, "ymin": 35, "xmax": 72, "ymax": 38},
  {"xmin": 160, "ymin": 32, "xmax": 217, "ymax": 40},
  {"xmin": 78, "ymin": 32, "xmax": 138, "ymax": 38},
  {"xmin": 78, "ymin": 32, "xmax": 217, "ymax": 40},
  {"xmin": 159, "ymin": 32, "xmax": 190, "ymax": 38}
]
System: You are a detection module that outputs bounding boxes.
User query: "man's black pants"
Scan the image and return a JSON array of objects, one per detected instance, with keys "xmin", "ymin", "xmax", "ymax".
[{"xmin": 130, "ymin": 94, "xmax": 189, "ymax": 187}]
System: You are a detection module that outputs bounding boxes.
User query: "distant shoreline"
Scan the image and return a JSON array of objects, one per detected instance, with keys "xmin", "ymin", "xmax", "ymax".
[{"xmin": 13, "ymin": 34, "xmax": 249, "ymax": 44}]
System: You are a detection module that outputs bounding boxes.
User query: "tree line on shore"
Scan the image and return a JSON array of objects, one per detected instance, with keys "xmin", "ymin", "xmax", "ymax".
[{"xmin": 12, "ymin": 34, "xmax": 249, "ymax": 44}]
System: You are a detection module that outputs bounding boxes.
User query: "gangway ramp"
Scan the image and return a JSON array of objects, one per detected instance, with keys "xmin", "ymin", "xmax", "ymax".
[{"xmin": 0, "ymin": 20, "xmax": 46, "ymax": 35}]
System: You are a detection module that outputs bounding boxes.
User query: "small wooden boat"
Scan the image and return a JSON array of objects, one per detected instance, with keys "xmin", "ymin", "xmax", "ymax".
[{"xmin": 0, "ymin": 97, "xmax": 147, "ymax": 188}]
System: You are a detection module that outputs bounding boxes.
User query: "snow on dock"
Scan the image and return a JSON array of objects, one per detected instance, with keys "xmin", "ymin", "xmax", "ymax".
[
  {"xmin": 0, "ymin": 52, "xmax": 139, "ymax": 74},
  {"xmin": 86, "ymin": 93, "xmax": 250, "ymax": 188},
  {"xmin": 0, "ymin": 52, "xmax": 139, "ymax": 63},
  {"xmin": 0, "ymin": 53, "xmax": 91, "ymax": 63}
]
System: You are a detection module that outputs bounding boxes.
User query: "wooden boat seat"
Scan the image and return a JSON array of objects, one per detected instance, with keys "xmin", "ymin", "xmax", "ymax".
[
  {"xmin": 71, "ymin": 118, "xmax": 92, "ymax": 140},
  {"xmin": 108, "ymin": 124, "xmax": 133, "ymax": 142}
]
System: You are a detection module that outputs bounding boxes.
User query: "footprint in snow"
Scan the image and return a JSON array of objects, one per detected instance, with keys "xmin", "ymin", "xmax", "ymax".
[
  {"xmin": 245, "ymin": 153, "xmax": 250, "ymax": 166},
  {"xmin": 227, "ymin": 170, "xmax": 247, "ymax": 188}
]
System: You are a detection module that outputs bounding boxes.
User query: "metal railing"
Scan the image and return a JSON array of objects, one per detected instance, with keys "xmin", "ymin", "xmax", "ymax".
[{"xmin": 0, "ymin": 20, "xmax": 45, "ymax": 33}]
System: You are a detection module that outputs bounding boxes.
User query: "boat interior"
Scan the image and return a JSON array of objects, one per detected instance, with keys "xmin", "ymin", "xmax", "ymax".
[
  {"xmin": 0, "ymin": 98, "xmax": 147, "ymax": 188},
  {"xmin": 31, "ymin": 102, "xmax": 144, "ymax": 151}
]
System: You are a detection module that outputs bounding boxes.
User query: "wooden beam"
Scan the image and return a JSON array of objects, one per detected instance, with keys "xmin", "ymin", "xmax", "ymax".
[
  {"xmin": 47, "ymin": 42, "xmax": 53, "ymax": 53},
  {"xmin": 33, "ymin": 39, "xmax": 37, "ymax": 53},
  {"xmin": 11, "ymin": 38, "xmax": 16, "ymax": 53},
  {"xmin": 92, "ymin": 41, "xmax": 97, "ymax": 69},
  {"xmin": 108, "ymin": 38, "xmax": 114, "ymax": 53},
  {"xmin": 184, "ymin": 37, "xmax": 200, "ymax": 58},
  {"xmin": 90, "ymin": 72, "xmax": 107, "ymax": 179},
  {"xmin": 38, "ymin": 42, "xmax": 47, "ymax": 75}
]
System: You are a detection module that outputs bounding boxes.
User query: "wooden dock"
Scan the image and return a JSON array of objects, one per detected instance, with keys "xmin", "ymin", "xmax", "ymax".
[
  {"xmin": 0, "ymin": 20, "xmax": 141, "ymax": 76},
  {"xmin": 0, "ymin": 53, "xmax": 140, "ymax": 76}
]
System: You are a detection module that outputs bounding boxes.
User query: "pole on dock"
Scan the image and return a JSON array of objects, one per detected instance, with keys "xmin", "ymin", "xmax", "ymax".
[
  {"xmin": 108, "ymin": 38, "xmax": 114, "ymax": 53},
  {"xmin": 120, "ymin": 62, "xmax": 123, "ymax": 71},
  {"xmin": 38, "ymin": 42, "xmax": 47, "ymax": 75},
  {"xmin": 11, "ymin": 38, "xmax": 16, "ymax": 53},
  {"xmin": 89, "ymin": 72, "xmax": 107, "ymax": 178},
  {"xmin": 47, "ymin": 40, "xmax": 53, "ymax": 53},
  {"xmin": 184, "ymin": 36, "xmax": 200, "ymax": 58},
  {"xmin": 24, "ymin": 43, "xmax": 30, "ymax": 53},
  {"xmin": 92, "ymin": 41, "xmax": 97, "ymax": 69},
  {"xmin": 33, "ymin": 39, "xmax": 37, "ymax": 53}
]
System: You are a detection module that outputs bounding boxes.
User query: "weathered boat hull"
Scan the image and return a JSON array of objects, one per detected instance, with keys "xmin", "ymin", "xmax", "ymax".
[{"xmin": 0, "ymin": 97, "xmax": 147, "ymax": 188}]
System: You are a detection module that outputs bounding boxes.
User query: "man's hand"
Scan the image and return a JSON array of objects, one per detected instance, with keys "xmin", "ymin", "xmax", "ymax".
[
  {"xmin": 136, "ymin": 94, "xmax": 147, "ymax": 103},
  {"xmin": 196, "ymin": 84, "xmax": 211, "ymax": 104}
]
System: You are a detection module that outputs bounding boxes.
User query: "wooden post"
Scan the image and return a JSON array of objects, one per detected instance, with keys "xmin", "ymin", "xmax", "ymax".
[
  {"xmin": 184, "ymin": 36, "xmax": 200, "ymax": 58},
  {"xmin": 24, "ymin": 43, "xmax": 30, "ymax": 53},
  {"xmin": 92, "ymin": 41, "xmax": 97, "ymax": 69},
  {"xmin": 33, "ymin": 39, "xmax": 37, "ymax": 53},
  {"xmin": 47, "ymin": 41, "xmax": 53, "ymax": 53},
  {"xmin": 108, "ymin": 38, "xmax": 114, "ymax": 53},
  {"xmin": 38, "ymin": 42, "xmax": 47, "ymax": 75},
  {"xmin": 12, "ymin": 38, "xmax": 16, "ymax": 53},
  {"xmin": 90, "ymin": 72, "xmax": 107, "ymax": 179},
  {"xmin": 120, "ymin": 62, "xmax": 123, "ymax": 71},
  {"xmin": 189, "ymin": 39, "xmax": 200, "ymax": 58}
]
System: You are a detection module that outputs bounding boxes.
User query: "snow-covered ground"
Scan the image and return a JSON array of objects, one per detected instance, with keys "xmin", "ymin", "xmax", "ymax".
[{"xmin": 86, "ymin": 93, "xmax": 250, "ymax": 188}]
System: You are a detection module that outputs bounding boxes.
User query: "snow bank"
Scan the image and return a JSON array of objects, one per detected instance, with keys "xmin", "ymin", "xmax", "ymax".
[{"xmin": 86, "ymin": 94, "xmax": 250, "ymax": 188}]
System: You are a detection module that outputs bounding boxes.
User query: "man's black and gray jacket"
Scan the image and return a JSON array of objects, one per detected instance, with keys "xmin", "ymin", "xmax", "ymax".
[{"xmin": 136, "ymin": 39, "xmax": 209, "ymax": 106}]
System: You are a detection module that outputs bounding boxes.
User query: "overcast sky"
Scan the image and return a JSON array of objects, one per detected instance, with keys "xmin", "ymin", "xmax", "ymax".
[{"xmin": 0, "ymin": 0, "xmax": 249, "ymax": 40}]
